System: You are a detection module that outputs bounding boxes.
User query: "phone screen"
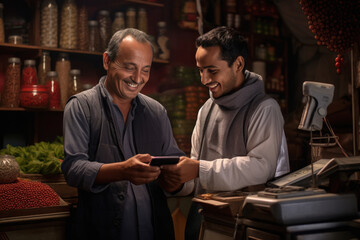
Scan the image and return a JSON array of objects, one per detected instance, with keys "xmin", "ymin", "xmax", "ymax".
[{"xmin": 150, "ymin": 156, "xmax": 179, "ymax": 166}]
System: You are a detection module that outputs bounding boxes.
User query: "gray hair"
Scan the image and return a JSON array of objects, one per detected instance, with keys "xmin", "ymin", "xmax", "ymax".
[{"xmin": 105, "ymin": 28, "xmax": 154, "ymax": 62}]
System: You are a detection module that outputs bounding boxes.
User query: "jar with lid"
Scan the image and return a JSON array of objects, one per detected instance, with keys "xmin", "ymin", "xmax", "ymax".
[
  {"xmin": 20, "ymin": 85, "xmax": 49, "ymax": 109},
  {"xmin": 126, "ymin": 7, "xmax": 136, "ymax": 28},
  {"xmin": 137, "ymin": 8, "xmax": 147, "ymax": 33},
  {"xmin": 1, "ymin": 58, "xmax": 21, "ymax": 108},
  {"xmin": 98, "ymin": 10, "xmax": 111, "ymax": 51},
  {"xmin": 38, "ymin": 51, "xmax": 51, "ymax": 85},
  {"xmin": 40, "ymin": 0, "xmax": 58, "ymax": 48},
  {"xmin": 112, "ymin": 12, "xmax": 125, "ymax": 35},
  {"xmin": 157, "ymin": 21, "xmax": 170, "ymax": 60},
  {"xmin": 55, "ymin": 53, "xmax": 71, "ymax": 108},
  {"xmin": 60, "ymin": 0, "xmax": 78, "ymax": 49},
  {"xmin": 68, "ymin": 69, "xmax": 82, "ymax": 98},
  {"xmin": 45, "ymin": 71, "xmax": 61, "ymax": 109},
  {"xmin": 22, "ymin": 59, "xmax": 38, "ymax": 86},
  {"xmin": 88, "ymin": 20, "xmax": 100, "ymax": 52},
  {"xmin": 0, "ymin": 3, "xmax": 5, "ymax": 43},
  {"xmin": 8, "ymin": 35, "xmax": 23, "ymax": 44},
  {"xmin": 78, "ymin": 3, "xmax": 89, "ymax": 51},
  {"xmin": 255, "ymin": 44, "xmax": 266, "ymax": 60}
]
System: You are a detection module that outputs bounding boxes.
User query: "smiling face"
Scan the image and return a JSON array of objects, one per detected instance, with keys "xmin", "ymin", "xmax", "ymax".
[
  {"xmin": 103, "ymin": 35, "xmax": 153, "ymax": 104},
  {"xmin": 195, "ymin": 46, "xmax": 245, "ymax": 98}
]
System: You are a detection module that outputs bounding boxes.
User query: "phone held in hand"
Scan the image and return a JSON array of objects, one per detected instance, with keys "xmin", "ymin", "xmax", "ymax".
[{"xmin": 150, "ymin": 156, "xmax": 179, "ymax": 166}]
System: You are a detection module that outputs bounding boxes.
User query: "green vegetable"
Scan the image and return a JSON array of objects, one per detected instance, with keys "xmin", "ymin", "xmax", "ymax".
[{"xmin": 0, "ymin": 137, "xmax": 64, "ymax": 175}]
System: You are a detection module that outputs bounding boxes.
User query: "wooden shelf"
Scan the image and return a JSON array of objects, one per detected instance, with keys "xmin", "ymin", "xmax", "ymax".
[
  {"xmin": 0, "ymin": 43, "xmax": 169, "ymax": 63},
  {"xmin": 0, "ymin": 107, "xmax": 64, "ymax": 112},
  {"xmin": 126, "ymin": 0, "xmax": 164, "ymax": 7}
]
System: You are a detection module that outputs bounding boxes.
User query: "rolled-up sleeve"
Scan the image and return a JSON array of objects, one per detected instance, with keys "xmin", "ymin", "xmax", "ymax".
[{"xmin": 61, "ymin": 98, "xmax": 107, "ymax": 193}]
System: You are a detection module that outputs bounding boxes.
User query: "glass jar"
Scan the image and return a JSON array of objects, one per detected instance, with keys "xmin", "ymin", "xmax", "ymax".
[
  {"xmin": 0, "ymin": 3, "xmax": 4, "ymax": 43},
  {"xmin": 45, "ymin": 71, "xmax": 61, "ymax": 109},
  {"xmin": 126, "ymin": 7, "xmax": 136, "ymax": 28},
  {"xmin": 37, "ymin": 51, "xmax": 51, "ymax": 85},
  {"xmin": 98, "ymin": 10, "xmax": 111, "ymax": 51},
  {"xmin": 22, "ymin": 59, "xmax": 38, "ymax": 86},
  {"xmin": 157, "ymin": 21, "xmax": 170, "ymax": 60},
  {"xmin": 68, "ymin": 69, "xmax": 82, "ymax": 98},
  {"xmin": 60, "ymin": 0, "xmax": 78, "ymax": 49},
  {"xmin": 8, "ymin": 35, "xmax": 23, "ymax": 44},
  {"xmin": 112, "ymin": 12, "xmax": 125, "ymax": 35},
  {"xmin": 1, "ymin": 58, "xmax": 21, "ymax": 108},
  {"xmin": 88, "ymin": 20, "xmax": 100, "ymax": 52},
  {"xmin": 78, "ymin": 4, "xmax": 89, "ymax": 51},
  {"xmin": 20, "ymin": 84, "xmax": 49, "ymax": 109},
  {"xmin": 137, "ymin": 8, "xmax": 147, "ymax": 33},
  {"xmin": 40, "ymin": 0, "xmax": 58, "ymax": 48},
  {"xmin": 55, "ymin": 53, "xmax": 71, "ymax": 108}
]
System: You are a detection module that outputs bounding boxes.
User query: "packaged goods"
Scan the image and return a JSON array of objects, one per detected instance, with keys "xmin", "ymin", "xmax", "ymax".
[
  {"xmin": 55, "ymin": 53, "xmax": 71, "ymax": 108},
  {"xmin": 1, "ymin": 57, "xmax": 21, "ymax": 108},
  {"xmin": 60, "ymin": 0, "xmax": 78, "ymax": 49},
  {"xmin": 40, "ymin": 0, "xmax": 58, "ymax": 47}
]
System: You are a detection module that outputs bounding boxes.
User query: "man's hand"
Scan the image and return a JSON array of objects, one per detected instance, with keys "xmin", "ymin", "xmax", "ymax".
[
  {"xmin": 159, "ymin": 156, "xmax": 199, "ymax": 192},
  {"xmin": 96, "ymin": 154, "xmax": 161, "ymax": 185}
]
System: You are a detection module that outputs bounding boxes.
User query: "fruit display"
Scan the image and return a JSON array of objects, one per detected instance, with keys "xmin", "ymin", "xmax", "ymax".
[{"xmin": 299, "ymin": 0, "xmax": 360, "ymax": 74}]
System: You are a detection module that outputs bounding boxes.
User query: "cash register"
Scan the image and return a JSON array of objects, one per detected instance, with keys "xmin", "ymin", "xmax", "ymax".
[
  {"xmin": 241, "ymin": 82, "xmax": 360, "ymax": 239},
  {"xmin": 195, "ymin": 82, "xmax": 360, "ymax": 240}
]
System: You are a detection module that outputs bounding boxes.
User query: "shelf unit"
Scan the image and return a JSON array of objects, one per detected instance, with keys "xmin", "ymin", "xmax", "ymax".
[{"xmin": 0, "ymin": 0, "xmax": 169, "ymax": 147}]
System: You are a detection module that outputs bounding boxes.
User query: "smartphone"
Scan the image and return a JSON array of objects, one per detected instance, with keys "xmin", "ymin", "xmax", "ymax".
[{"xmin": 150, "ymin": 156, "xmax": 180, "ymax": 166}]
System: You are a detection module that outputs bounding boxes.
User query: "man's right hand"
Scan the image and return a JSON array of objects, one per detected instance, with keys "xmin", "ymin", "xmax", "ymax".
[{"xmin": 95, "ymin": 154, "xmax": 161, "ymax": 185}]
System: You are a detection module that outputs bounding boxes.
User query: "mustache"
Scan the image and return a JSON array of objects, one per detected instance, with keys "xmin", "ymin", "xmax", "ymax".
[{"xmin": 124, "ymin": 77, "xmax": 144, "ymax": 85}]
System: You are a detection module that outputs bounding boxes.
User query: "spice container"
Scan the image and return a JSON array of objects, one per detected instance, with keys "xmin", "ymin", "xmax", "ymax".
[
  {"xmin": 1, "ymin": 57, "xmax": 21, "ymax": 108},
  {"xmin": 20, "ymin": 84, "xmax": 49, "ymax": 109},
  {"xmin": 38, "ymin": 51, "xmax": 51, "ymax": 85},
  {"xmin": 112, "ymin": 12, "xmax": 125, "ymax": 35},
  {"xmin": 45, "ymin": 71, "xmax": 61, "ymax": 109},
  {"xmin": 137, "ymin": 8, "xmax": 147, "ymax": 33},
  {"xmin": 88, "ymin": 20, "xmax": 100, "ymax": 52},
  {"xmin": 68, "ymin": 69, "xmax": 82, "ymax": 98},
  {"xmin": 78, "ymin": 4, "xmax": 89, "ymax": 51},
  {"xmin": 55, "ymin": 53, "xmax": 71, "ymax": 108},
  {"xmin": 0, "ymin": 3, "xmax": 4, "ymax": 43},
  {"xmin": 22, "ymin": 59, "xmax": 38, "ymax": 86},
  {"xmin": 98, "ymin": 10, "xmax": 111, "ymax": 51},
  {"xmin": 60, "ymin": 0, "xmax": 78, "ymax": 49},
  {"xmin": 157, "ymin": 21, "xmax": 170, "ymax": 60},
  {"xmin": 41, "ymin": 0, "xmax": 58, "ymax": 48},
  {"xmin": 126, "ymin": 7, "xmax": 136, "ymax": 28},
  {"xmin": 8, "ymin": 35, "xmax": 23, "ymax": 44}
]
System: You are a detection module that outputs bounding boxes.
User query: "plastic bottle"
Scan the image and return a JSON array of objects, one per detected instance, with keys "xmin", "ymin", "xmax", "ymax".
[{"xmin": 40, "ymin": 0, "xmax": 58, "ymax": 47}]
